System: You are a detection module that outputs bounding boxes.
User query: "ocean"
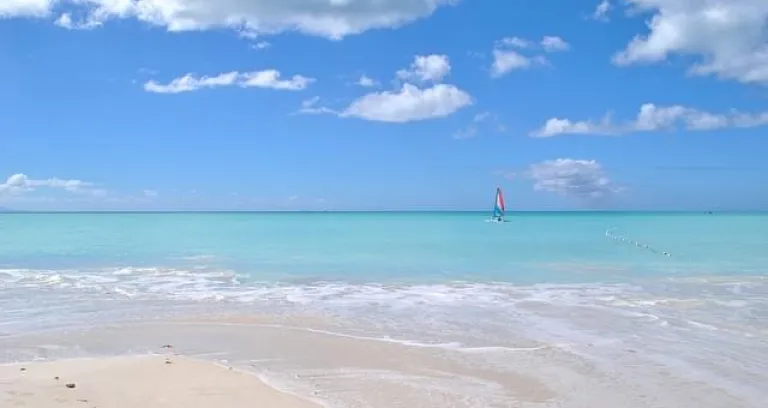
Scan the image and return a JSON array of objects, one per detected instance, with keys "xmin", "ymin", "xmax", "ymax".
[{"xmin": 1, "ymin": 211, "xmax": 767, "ymax": 405}]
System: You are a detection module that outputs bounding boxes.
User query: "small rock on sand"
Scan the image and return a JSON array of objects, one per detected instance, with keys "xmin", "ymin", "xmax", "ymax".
[{"xmin": 65, "ymin": 383, "xmax": 76, "ymax": 389}]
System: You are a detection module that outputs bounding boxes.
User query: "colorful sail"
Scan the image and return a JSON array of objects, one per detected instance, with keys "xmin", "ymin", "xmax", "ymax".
[{"xmin": 492, "ymin": 187, "xmax": 505, "ymax": 220}]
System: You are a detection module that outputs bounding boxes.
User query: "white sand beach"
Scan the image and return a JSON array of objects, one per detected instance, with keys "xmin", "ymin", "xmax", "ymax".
[
  {"xmin": 1, "ymin": 354, "xmax": 320, "ymax": 408},
  {"xmin": 1, "ymin": 315, "xmax": 761, "ymax": 408}
]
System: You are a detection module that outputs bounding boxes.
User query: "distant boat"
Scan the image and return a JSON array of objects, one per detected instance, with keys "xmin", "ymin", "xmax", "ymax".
[{"xmin": 490, "ymin": 187, "xmax": 506, "ymax": 222}]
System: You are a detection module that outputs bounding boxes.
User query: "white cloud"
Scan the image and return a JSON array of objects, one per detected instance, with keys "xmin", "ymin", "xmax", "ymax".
[
  {"xmin": 2, "ymin": 0, "xmax": 456, "ymax": 40},
  {"xmin": 541, "ymin": 36, "xmax": 570, "ymax": 52},
  {"xmin": 0, "ymin": 0, "xmax": 51, "ymax": 17},
  {"xmin": 532, "ymin": 117, "xmax": 615, "ymax": 137},
  {"xmin": 633, "ymin": 103, "xmax": 689, "ymax": 131},
  {"xmin": 531, "ymin": 103, "xmax": 768, "ymax": 137},
  {"xmin": 396, "ymin": 54, "xmax": 451, "ymax": 83},
  {"xmin": 302, "ymin": 54, "xmax": 470, "ymax": 123},
  {"xmin": 591, "ymin": 0, "xmax": 612, "ymax": 21},
  {"xmin": 733, "ymin": 111, "xmax": 768, "ymax": 127},
  {"xmin": 299, "ymin": 96, "xmax": 320, "ymax": 109},
  {"xmin": 356, "ymin": 74, "xmax": 378, "ymax": 87},
  {"xmin": 340, "ymin": 83, "xmax": 472, "ymax": 123},
  {"xmin": 144, "ymin": 70, "xmax": 313, "ymax": 93},
  {"xmin": 0, "ymin": 173, "xmax": 106, "ymax": 196},
  {"xmin": 240, "ymin": 70, "xmax": 313, "ymax": 90},
  {"xmin": 251, "ymin": 41, "xmax": 271, "ymax": 50},
  {"xmin": 613, "ymin": 0, "xmax": 768, "ymax": 85},
  {"xmin": 145, "ymin": 72, "xmax": 239, "ymax": 93},
  {"xmin": 490, "ymin": 35, "xmax": 569, "ymax": 77},
  {"xmin": 523, "ymin": 159, "xmax": 620, "ymax": 199},
  {"xmin": 499, "ymin": 37, "xmax": 531, "ymax": 48},
  {"xmin": 0, "ymin": 175, "xmax": 173, "ymax": 210},
  {"xmin": 491, "ymin": 50, "xmax": 545, "ymax": 77},
  {"xmin": 54, "ymin": 12, "xmax": 102, "ymax": 30},
  {"xmin": 297, "ymin": 96, "xmax": 337, "ymax": 115}
]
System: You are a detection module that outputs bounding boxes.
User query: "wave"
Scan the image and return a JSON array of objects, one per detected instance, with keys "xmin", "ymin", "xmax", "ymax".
[
  {"xmin": 3, "ymin": 265, "xmax": 767, "ymax": 347},
  {"xmin": 2, "ymin": 266, "xmax": 766, "ymax": 309},
  {"xmin": 2, "ymin": 264, "xmax": 767, "ymax": 405}
]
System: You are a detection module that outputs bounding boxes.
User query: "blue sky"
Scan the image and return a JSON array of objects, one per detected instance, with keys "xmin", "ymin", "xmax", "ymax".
[{"xmin": 1, "ymin": 0, "xmax": 767, "ymax": 211}]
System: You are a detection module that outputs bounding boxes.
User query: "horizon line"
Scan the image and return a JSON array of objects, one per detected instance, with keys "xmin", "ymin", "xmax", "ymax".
[{"xmin": 0, "ymin": 209, "xmax": 763, "ymax": 214}]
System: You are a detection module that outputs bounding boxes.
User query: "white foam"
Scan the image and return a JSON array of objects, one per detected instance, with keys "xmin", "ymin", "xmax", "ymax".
[
  {"xmin": 2, "ymin": 267, "xmax": 765, "ymax": 325},
  {"xmin": 2, "ymin": 265, "xmax": 767, "ymax": 401},
  {"xmin": 234, "ymin": 322, "xmax": 553, "ymax": 353}
]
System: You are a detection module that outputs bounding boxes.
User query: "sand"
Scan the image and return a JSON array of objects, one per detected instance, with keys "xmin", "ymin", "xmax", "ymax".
[
  {"xmin": 0, "ymin": 354, "xmax": 320, "ymax": 408},
  {"xmin": 1, "ymin": 316, "xmax": 760, "ymax": 408}
]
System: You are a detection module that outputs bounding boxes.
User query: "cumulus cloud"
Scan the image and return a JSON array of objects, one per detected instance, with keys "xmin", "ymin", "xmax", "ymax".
[
  {"xmin": 301, "ymin": 54, "xmax": 471, "ymax": 123},
  {"xmin": 340, "ymin": 83, "xmax": 472, "ymax": 123},
  {"xmin": 356, "ymin": 74, "xmax": 378, "ymax": 87},
  {"xmin": 144, "ymin": 70, "xmax": 313, "ymax": 93},
  {"xmin": 491, "ymin": 50, "xmax": 546, "ymax": 77},
  {"xmin": 533, "ymin": 117, "xmax": 615, "ymax": 138},
  {"xmin": 531, "ymin": 103, "xmax": 768, "ymax": 137},
  {"xmin": 55, "ymin": 12, "xmax": 102, "ymax": 29},
  {"xmin": 0, "ymin": 173, "xmax": 106, "ymax": 196},
  {"xmin": 0, "ymin": 0, "xmax": 51, "ymax": 17},
  {"xmin": 490, "ymin": 35, "xmax": 568, "ymax": 77},
  {"xmin": 1, "ymin": 0, "xmax": 456, "ymax": 40},
  {"xmin": 396, "ymin": 54, "xmax": 451, "ymax": 83},
  {"xmin": 540, "ymin": 36, "xmax": 570, "ymax": 52},
  {"xmin": 613, "ymin": 0, "xmax": 768, "ymax": 85},
  {"xmin": 522, "ymin": 159, "xmax": 621, "ymax": 199}
]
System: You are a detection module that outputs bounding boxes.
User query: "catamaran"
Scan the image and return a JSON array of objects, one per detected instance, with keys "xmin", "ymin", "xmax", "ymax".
[{"xmin": 491, "ymin": 187, "xmax": 506, "ymax": 222}]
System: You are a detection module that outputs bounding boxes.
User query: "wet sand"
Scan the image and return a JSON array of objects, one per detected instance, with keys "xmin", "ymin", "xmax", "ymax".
[{"xmin": 0, "ymin": 315, "xmax": 759, "ymax": 408}]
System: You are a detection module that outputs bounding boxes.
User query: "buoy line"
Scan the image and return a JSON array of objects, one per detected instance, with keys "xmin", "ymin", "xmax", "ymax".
[{"xmin": 604, "ymin": 228, "xmax": 672, "ymax": 257}]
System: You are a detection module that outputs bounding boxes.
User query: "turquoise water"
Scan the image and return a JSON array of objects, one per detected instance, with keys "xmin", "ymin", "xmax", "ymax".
[
  {"xmin": 2, "ymin": 212, "xmax": 766, "ymax": 282},
  {"xmin": 1, "ymin": 212, "xmax": 767, "ymax": 402}
]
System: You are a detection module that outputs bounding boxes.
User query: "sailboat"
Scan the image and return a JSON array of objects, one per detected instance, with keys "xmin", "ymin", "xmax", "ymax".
[{"xmin": 490, "ymin": 187, "xmax": 506, "ymax": 222}]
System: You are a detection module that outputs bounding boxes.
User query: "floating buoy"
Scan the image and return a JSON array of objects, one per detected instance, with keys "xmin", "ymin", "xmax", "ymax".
[{"xmin": 605, "ymin": 228, "xmax": 672, "ymax": 258}]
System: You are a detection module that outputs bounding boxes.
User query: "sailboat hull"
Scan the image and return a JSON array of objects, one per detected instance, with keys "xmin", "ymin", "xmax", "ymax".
[{"xmin": 485, "ymin": 218, "xmax": 509, "ymax": 223}]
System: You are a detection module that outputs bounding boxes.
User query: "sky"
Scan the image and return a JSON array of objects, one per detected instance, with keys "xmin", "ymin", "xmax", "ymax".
[{"xmin": 1, "ymin": 0, "xmax": 767, "ymax": 211}]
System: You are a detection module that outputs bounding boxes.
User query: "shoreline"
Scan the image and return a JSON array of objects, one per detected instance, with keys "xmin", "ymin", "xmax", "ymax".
[
  {"xmin": 2, "ymin": 316, "xmax": 763, "ymax": 408},
  {"xmin": 0, "ymin": 318, "xmax": 557, "ymax": 407}
]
